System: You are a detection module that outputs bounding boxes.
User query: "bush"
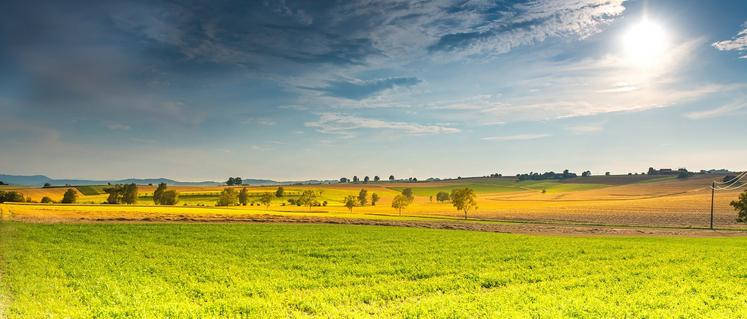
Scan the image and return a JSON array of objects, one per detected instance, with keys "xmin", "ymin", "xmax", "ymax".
[
  {"xmin": 733, "ymin": 190, "xmax": 747, "ymax": 222},
  {"xmin": 436, "ymin": 191, "xmax": 450, "ymax": 203},
  {"xmin": 0, "ymin": 191, "xmax": 25, "ymax": 203},
  {"xmin": 216, "ymin": 188, "xmax": 238, "ymax": 206},
  {"xmin": 61, "ymin": 189, "xmax": 78, "ymax": 204},
  {"xmin": 41, "ymin": 196, "xmax": 54, "ymax": 203},
  {"xmin": 159, "ymin": 190, "xmax": 179, "ymax": 205}
]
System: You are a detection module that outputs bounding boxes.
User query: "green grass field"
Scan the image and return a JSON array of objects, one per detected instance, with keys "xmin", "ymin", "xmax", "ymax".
[
  {"xmin": 2, "ymin": 222, "xmax": 747, "ymax": 318},
  {"xmin": 389, "ymin": 180, "xmax": 608, "ymax": 195}
]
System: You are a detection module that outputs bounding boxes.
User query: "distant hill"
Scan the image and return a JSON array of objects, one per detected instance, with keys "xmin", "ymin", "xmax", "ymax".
[{"xmin": 0, "ymin": 174, "xmax": 314, "ymax": 187}]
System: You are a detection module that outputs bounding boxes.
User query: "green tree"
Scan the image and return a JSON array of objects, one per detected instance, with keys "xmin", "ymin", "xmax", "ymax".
[
  {"xmin": 364, "ymin": 176, "xmax": 370, "ymax": 183},
  {"xmin": 259, "ymin": 192, "xmax": 273, "ymax": 209},
  {"xmin": 298, "ymin": 190, "xmax": 318, "ymax": 210},
  {"xmin": 450, "ymin": 188, "xmax": 478, "ymax": 220},
  {"xmin": 401, "ymin": 188, "xmax": 414, "ymax": 201},
  {"xmin": 216, "ymin": 188, "xmax": 238, "ymax": 206},
  {"xmin": 358, "ymin": 189, "xmax": 368, "ymax": 206},
  {"xmin": 41, "ymin": 196, "xmax": 54, "ymax": 203},
  {"xmin": 61, "ymin": 188, "xmax": 78, "ymax": 204},
  {"xmin": 122, "ymin": 184, "xmax": 138, "ymax": 204},
  {"xmin": 105, "ymin": 185, "xmax": 123, "ymax": 204},
  {"xmin": 275, "ymin": 186, "xmax": 285, "ymax": 198},
  {"xmin": 391, "ymin": 195, "xmax": 410, "ymax": 215},
  {"xmin": 153, "ymin": 183, "xmax": 167, "ymax": 205},
  {"xmin": 389, "ymin": 175, "xmax": 395, "ymax": 182},
  {"xmin": 160, "ymin": 190, "xmax": 179, "ymax": 205},
  {"xmin": 733, "ymin": 190, "xmax": 747, "ymax": 222},
  {"xmin": 226, "ymin": 177, "xmax": 243, "ymax": 186},
  {"xmin": 239, "ymin": 187, "xmax": 249, "ymax": 206},
  {"xmin": 344, "ymin": 195, "xmax": 357, "ymax": 213},
  {"xmin": 371, "ymin": 193, "xmax": 380, "ymax": 206},
  {"xmin": 436, "ymin": 191, "xmax": 450, "ymax": 203},
  {"xmin": 374, "ymin": 176, "xmax": 380, "ymax": 182}
]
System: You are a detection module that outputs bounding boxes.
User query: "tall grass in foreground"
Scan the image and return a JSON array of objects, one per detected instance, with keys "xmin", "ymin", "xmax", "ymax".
[{"xmin": 1, "ymin": 223, "xmax": 747, "ymax": 317}]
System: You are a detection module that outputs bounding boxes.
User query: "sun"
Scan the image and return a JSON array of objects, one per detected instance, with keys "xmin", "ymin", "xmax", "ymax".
[{"xmin": 621, "ymin": 19, "xmax": 668, "ymax": 68}]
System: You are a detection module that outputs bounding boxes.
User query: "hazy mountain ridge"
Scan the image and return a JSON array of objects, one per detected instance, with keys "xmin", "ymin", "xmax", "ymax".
[{"xmin": 0, "ymin": 174, "xmax": 285, "ymax": 186}]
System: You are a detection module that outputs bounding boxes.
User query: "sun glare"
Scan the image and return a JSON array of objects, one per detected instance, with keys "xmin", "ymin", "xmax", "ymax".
[{"xmin": 622, "ymin": 19, "xmax": 668, "ymax": 68}]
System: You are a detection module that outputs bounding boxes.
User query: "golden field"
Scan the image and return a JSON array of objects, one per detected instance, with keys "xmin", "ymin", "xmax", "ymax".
[{"xmin": 1, "ymin": 174, "xmax": 744, "ymax": 229}]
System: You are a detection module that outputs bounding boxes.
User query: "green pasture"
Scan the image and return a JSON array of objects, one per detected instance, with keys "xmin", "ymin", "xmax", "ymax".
[
  {"xmin": 2, "ymin": 222, "xmax": 747, "ymax": 318},
  {"xmin": 389, "ymin": 180, "xmax": 607, "ymax": 196}
]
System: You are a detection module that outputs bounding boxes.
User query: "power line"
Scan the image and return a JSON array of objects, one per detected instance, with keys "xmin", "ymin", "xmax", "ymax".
[
  {"xmin": 711, "ymin": 172, "xmax": 747, "ymax": 190},
  {"xmin": 714, "ymin": 171, "xmax": 747, "ymax": 185}
]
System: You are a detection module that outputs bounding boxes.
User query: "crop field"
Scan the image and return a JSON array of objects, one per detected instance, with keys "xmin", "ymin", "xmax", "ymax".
[
  {"xmin": 2, "ymin": 222, "xmax": 747, "ymax": 318},
  {"xmin": 1, "ymin": 174, "xmax": 745, "ymax": 228}
]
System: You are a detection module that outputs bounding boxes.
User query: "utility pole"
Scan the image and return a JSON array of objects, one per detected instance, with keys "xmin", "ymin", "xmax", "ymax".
[{"xmin": 710, "ymin": 181, "xmax": 715, "ymax": 230}]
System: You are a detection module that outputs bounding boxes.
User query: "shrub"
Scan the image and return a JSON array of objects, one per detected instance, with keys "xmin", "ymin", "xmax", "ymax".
[
  {"xmin": 733, "ymin": 190, "xmax": 747, "ymax": 222},
  {"xmin": 61, "ymin": 188, "xmax": 78, "ymax": 204},
  {"xmin": 216, "ymin": 188, "xmax": 238, "ymax": 206},
  {"xmin": 159, "ymin": 190, "xmax": 179, "ymax": 205},
  {"xmin": 41, "ymin": 196, "xmax": 54, "ymax": 204}
]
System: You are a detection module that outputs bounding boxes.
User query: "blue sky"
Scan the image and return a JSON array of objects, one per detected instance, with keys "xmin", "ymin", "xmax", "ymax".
[{"xmin": 1, "ymin": 0, "xmax": 746, "ymax": 181}]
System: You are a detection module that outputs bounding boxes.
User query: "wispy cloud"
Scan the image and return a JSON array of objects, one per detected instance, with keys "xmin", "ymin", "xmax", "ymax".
[
  {"xmin": 481, "ymin": 133, "xmax": 550, "ymax": 141},
  {"xmin": 103, "ymin": 122, "xmax": 131, "ymax": 131},
  {"xmin": 302, "ymin": 77, "xmax": 421, "ymax": 100},
  {"xmin": 241, "ymin": 117, "xmax": 277, "ymax": 126},
  {"xmin": 305, "ymin": 113, "xmax": 459, "ymax": 135},
  {"xmin": 566, "ymin": 123, "xmax": 604, "ymax": 134},
  {"xmin": 685, "ymin": 100, "xmax": 747, "ymax": 119},
  {"xmin": 713, "ymin": 22, "xmax": 747, "ymax": 59}
]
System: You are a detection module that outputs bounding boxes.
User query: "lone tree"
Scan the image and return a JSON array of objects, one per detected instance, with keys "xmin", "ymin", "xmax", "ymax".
[
  {"xmin": 122, "ymin": 184, "xmax": 138, "ymax": 204},
  {"xmin": 374, "ymin": 176, "xmax": 380, "ymax": 182},
  {"xmin": 450, "ymin": 188, "xmax": 478, "ymax": 220},
  {"xmin": 364, "ymin": 176, "xmax": 370, "ymax": 183},
  {"xmin": 61, "ymin": 188, "xmax": 77, "ymax": 204},
  {"xmin": 353, "ymin": 176, "xmax": 360, "ymax": 183},
  {"xmin": 298, "ymin": 190, "xmax": 318, "ymax": 210},
  {"xmin": 259, "ymin": 192, "xmax": 274, "ymax": 209},
  {"xmin": 41, "ymin": 196, "xmax": 54, "ymax": 203},
  {"xmin": 733, "ymin": 190, "xmax": 747, "ymax": 222},
  {"xmin": 275, "ymin": 186, "xmax": 285, "ymax": 198},
  {"xmin": 358, "ymin": 189, "xmax": 368, "ymax": 206},
  {"xmin": 43, "ymin": 182, "xmax": 52, "ymax": 188},
  {"xmin": 344, "ymin": 195, "xmax": 357, "ymax": 213},
  {"xmin": 216, "ymin": 188, "xmax": 238, "ymax": 206},
  {"xmin": 401, "ymin": 188, "xmax": 414, "ymax": 201},
  {"xmin": 436, "ymin": 191, "xmax": 450, "ymax": 203},
  {"xmin": 391, "ymin": 195, "xmax": 410, "ymax": 215},
  {"xmin": 239, "ymin": 187, "xmax": 249, "ymax": 206},
  {"xmin": 389, "ymin": 175, "xmax": 395, "ymax": 182},
  {"xmin": 226, "ymin": 177, "xmax": 243, "ymax": 186},
  {"xmin": 160, "ymin": 190, "xmax": 179, "ymax": 205},
  {"xmin": 153, "ymin": 183, "xmax": 167, "ymax": 205},
  {"xmin": 371, "ymin": 193, "xmax": 380, "ymax": 206}
]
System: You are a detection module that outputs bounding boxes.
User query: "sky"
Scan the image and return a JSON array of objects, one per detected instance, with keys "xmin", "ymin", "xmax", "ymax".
[{"xmin": 1, "ymin": 0, "xmax": 746, "ymax": 181}]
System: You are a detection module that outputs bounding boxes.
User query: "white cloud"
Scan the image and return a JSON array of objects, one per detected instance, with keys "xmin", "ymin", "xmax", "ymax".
[
  {"xmin": 566, "ymin": 123, "xmax": 604, "ymax": 134},
  {"xmin": 103, "ymin": 122, "xmax": 131, "ymax": 131},
  {"xmin": 305, "ymin": 113, "xmax": 460, "ymax": 135},
  {"xmin": 684, "ymin": 100, "xmax": 747, "ymax": 119},
  {"xmin": 241, "ymin": 117, "xmax": 277, "ymax": 126},
  {"xmin": 713, "ymin": 22, "xmax": 747, "ymax": 56},
  {"xmin": 481, "ymin": 133, "xmax": 550, "ymax": 141}
]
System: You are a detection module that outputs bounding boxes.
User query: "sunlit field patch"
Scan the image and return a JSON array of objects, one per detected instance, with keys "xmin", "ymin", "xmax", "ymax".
[{"xmin": 2, "ymin": 223, "xmax": 747, "ymax": 318}]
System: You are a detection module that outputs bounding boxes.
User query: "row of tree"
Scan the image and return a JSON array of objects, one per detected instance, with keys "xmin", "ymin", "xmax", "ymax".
[
  {"xmin": 517, "ymin": 170, "xmax": 578, "ymax": 181},
  {"xmin": 342, "ymin": 189, "xmax": 381, "ymax": 212}
]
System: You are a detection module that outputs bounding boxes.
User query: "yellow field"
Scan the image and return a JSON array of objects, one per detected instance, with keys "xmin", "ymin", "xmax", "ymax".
[{"xmin": 2, "ymin": 174, "xmax": 744, "ymax": 229}]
